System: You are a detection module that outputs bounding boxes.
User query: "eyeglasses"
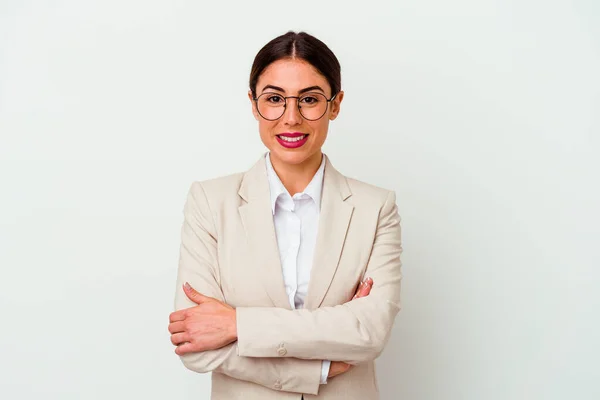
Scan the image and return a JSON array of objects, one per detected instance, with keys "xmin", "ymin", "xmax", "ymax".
[{"xmin": 253, "ymin": 92, "xmax": 336, "ymax": 121}]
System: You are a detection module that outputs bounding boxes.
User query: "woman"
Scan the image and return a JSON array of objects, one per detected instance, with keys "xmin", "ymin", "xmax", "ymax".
[{"xmin": 168, "ymin": 31, "xmax": 403, "ymax": 400}]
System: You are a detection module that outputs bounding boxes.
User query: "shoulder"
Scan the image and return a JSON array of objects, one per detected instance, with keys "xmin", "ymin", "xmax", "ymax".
[
  {"xmin": 325, "ymin": 154, "xmax": 397, "ymax": 209},
  {"xmin": 340, "ymin": 175, "xmax": 401, "ymax": 226},
  {"xmin": 185, "ymin": 171, "xmax": 245, "ymax": 211},
  {"xmin": 344, "ymin": 175, "xmax": 397, "ymax": 209},
  {"xmin": 191, "ymin": 172, "xmax": 245, "ymax": 196}
]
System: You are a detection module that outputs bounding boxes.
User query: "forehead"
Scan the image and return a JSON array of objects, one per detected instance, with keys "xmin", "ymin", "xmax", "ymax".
[{"xmin": 257, "ymin": 58, "xmax": 331, "ymax": 93}]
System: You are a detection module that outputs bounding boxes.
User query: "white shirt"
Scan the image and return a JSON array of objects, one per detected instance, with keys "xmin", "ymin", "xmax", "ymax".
[{"xmin": 265, "ymin": 152, "xmax": 331, "ymax": 384}]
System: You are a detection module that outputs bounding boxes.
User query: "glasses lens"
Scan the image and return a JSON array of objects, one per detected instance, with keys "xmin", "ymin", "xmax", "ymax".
[
  {"xmin": 257, "ymin": 93, "xmax": 286, "ymax": 120},
  {"xmin": 298, "ymin": 93, "xmax": 328, "ymax": 120}
]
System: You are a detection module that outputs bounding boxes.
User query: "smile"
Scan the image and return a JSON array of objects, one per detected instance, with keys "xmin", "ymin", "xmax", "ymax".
[
  {"xmin": 276, "ymin": 134, "xmax": 309, "ymax": 148},
  {"xmin": 277, "ymin": 134, "xmax": 308, "ymax": 142}
]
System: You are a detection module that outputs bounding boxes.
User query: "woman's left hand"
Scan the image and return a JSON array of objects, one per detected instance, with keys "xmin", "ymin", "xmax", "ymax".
[{"xmin": 168, "ymin": 283, "xmax": 237, "ymax": 356}]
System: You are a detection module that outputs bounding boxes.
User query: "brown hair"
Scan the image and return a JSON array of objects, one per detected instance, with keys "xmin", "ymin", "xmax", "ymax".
[{"xmin": 249, "ymin": 31, "xmax": 341, "ymax": 98}]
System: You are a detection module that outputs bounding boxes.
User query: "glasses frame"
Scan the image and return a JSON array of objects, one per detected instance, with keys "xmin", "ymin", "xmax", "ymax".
[{"xmin": 252, "ymin": 92, "xmax": 337, "ymax": 121}]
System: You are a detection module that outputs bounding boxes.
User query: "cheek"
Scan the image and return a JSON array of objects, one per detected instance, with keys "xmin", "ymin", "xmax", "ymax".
[
  {"xmin": 258, "ymin": 120, "xmax": 277, "ymax": 140},
  {"xmin": 309, "ymin": 120, "xmax": 330, "ymax": 142}
]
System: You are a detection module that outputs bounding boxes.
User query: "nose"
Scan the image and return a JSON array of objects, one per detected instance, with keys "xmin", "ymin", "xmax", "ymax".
[{"xmin": 282, "ymin": 98, "xmax": 302, "ymax": 125}]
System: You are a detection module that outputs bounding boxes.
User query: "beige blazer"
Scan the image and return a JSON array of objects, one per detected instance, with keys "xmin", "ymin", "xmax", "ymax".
[{"xmin": 174, "ymin": 154, "xmax": 403, "ymax": 400}]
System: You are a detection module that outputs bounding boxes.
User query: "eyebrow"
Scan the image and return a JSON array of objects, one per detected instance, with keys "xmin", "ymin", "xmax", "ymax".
[{"xmin": 261, "ymin": 85, "xmax": 326, "ymax": 95}]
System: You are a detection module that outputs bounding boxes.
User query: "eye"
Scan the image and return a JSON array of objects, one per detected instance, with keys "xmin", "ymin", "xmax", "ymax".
[
  {"xmin": 300, "ymin": 96, "xmax": 319, "ymax": 104},
  {"xmin": 266, "ymin": 94, "xmax": 284, "ymax": 104}
]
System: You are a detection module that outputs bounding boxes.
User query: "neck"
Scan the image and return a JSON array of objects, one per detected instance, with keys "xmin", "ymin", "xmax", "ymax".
[{"xmin": 270, "ymin": 152, "xmax": 323, "ymax": 196}]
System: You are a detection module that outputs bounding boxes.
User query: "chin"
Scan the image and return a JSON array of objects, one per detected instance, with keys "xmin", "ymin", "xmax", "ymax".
[{"xmin": 271, "ymin": 148, "xmax": 314, "ymax": 166}]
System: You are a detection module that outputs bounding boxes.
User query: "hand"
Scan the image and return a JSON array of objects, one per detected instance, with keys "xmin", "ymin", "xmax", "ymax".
[
  {"xmin": 328, "ymin": 277, "xmax": 373, "ymax": 378},
  {"xmin": 169, "ymin": 282, "xmax": 237, "ymax": 356},
  {"xmin": 352, "ymin": 277, "xmax": 373, "ymax": 300}
]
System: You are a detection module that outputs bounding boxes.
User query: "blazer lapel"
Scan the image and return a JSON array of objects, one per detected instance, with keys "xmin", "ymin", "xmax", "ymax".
[
  {"xmin": 238, "ymin": 155, "xmax": 292, "ymax": 310},
  {"xmin": 304, "ymin": 157, "xmax": 354, "ymax": 310}
]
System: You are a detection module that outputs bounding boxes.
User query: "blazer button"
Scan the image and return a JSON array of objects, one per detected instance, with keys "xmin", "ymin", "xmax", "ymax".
[
  {"xmin": 274, "ymin": 382, "xmax": 282, "ymax": 390},
  {"xmin": 277, "ymin": 347, "xmax": 287, "ymax": 356}
]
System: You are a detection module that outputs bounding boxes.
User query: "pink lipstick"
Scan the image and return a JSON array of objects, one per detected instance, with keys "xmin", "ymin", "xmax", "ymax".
[{"xmin": 276, "ymin": 132, "xmax": 309, "ymax": 149}]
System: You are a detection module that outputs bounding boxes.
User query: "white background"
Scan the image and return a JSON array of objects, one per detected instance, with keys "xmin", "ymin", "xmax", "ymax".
[{"xmin": 1, "ymin": 1, "xmax": 598, "ymax": 399}]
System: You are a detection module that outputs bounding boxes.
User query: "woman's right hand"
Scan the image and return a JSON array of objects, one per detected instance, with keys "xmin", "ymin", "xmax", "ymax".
[{"xmin": 327, "ymin": 277, "xmax": 373, "ymax": 379}]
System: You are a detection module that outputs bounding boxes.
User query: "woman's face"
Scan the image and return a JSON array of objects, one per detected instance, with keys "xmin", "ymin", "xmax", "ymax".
[{"xmin": 248, "ymin": 58, "xmax": 344, "ymax": 168}]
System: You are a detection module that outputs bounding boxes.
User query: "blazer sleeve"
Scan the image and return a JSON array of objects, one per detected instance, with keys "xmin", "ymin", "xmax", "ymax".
[
  {"xmin": 235, "ymin": 190, "xmax": 402, "ymax": 365},
  {"xmin": 174, "ymin": 182, "xmax": 323, "ymax": 395}
]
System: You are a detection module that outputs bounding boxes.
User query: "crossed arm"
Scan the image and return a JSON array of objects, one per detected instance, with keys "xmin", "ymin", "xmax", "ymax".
[{"xmin": 169, "ymin": 182, "xmax": 402, "ymax": 395}]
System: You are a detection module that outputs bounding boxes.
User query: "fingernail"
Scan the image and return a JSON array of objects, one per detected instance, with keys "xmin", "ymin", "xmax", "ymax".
[{"xmin": 184, "ymin": 282, "xmax": 191, "ymax": 290}]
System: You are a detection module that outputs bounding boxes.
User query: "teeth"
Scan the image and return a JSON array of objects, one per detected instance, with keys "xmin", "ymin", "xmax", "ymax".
[{"xmin": 279, "ymin": 135, "xmax": 307, "ymax": 142}]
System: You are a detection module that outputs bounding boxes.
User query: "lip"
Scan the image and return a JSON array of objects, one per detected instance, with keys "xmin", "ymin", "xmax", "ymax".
[
  {"xmin": 276, "ymin": 133, "xmax": 309, "ymax": 149},
  {"xmin": 278, "ymin": 132, "xmax": 306, "ymax": 138}
]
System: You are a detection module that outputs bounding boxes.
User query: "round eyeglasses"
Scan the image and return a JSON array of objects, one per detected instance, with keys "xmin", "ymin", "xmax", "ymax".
[{"xmin": 253, "ymin": 92, "xmax": 337, "ymax": 121}]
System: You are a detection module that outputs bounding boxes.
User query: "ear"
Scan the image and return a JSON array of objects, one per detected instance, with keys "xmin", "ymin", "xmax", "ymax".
[
  {"xmin": 248, "ymin": 90, "xmax": 259, "ymax": 121},
  {"xmin": 329, "ymin": 90, "xmax": 344, "ymax": 121}
]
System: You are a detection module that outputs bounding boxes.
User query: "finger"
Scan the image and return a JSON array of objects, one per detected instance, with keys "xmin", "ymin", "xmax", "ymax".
[
  {"xmin": 168, "ymin": 321, "xmax": 186, "ymax": 334},
  {"xmin": 170, "ymin": 332, "xmax": 190, "ymax": 346},
  {"xmin": 352, "ymin": 282, "xmax": 364, "ymax": 299},
  {"xmin": 360, "ymin": 277, "xmax": 373, "ymax": 292},
  {"xmin": 183, "ymin": 282, "xmax": 209, "ymax": 304},
  {"xmin": 175, "ymin": 342, "xmax": 195, "ymax": 356},
  {"xmin": 353, "ymin": 281, "xmax": 365, "ymax": 297},
  {"xmin": 355, "ymin": 281, "xmax": 369, "ymax": 298},
  {"xmin": 357, "ymin": 282, "xmax": 369, "ymax": 297},
  {"xmin": 353, "ymin": 278, "xmax": 374, "ymax": 300},
  {"xmin": 359, "ymin": 280, "xmax": 373, "ymax": 297},
  {"xmin": 169, "ymin": 310, "xmax": 186, "ymax": 323}
]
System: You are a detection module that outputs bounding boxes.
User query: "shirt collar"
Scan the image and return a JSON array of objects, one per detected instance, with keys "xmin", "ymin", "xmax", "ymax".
[{"xmin": 265, "ymin": 152, "xmax": 326, "ymax": 215}]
